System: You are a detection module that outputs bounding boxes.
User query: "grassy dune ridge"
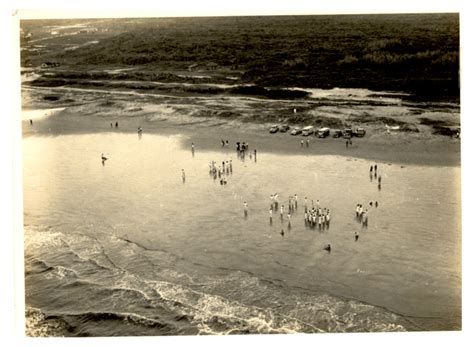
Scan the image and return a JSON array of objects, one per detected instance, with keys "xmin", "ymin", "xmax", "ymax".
[{"xmin": 21, "ymin": 14, "xmax": 459, "ymax": 99}]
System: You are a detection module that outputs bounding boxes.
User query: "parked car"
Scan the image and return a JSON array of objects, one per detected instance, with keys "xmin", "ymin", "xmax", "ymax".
[
  {"xmin": 269, "ymin": 125, "xmax": 279, "ymax": 133},
  {"xmin": 279, "ymin": 125, "xmax": 290, "ymax": 133},
  {"xmin": 317, "ymin": 127, "xmax": 330, "ymax": 138},
  {"xmin": 354, "ymin": 127, "xmax": 366, "ymax": 137},
  {"xmin": 332, "ymin": 129, "xmax": 343, "ymax": 138},
  {"xmin": 302, "ymin": 126, "xmax": 315, "ymax": 136},
  {"xmin": 290, "ymin": 127, "xmax": 302, "ymax": 135},
  {"xmin": 343, "ymin": 128, "xmax": 353, "ymax": 139}
]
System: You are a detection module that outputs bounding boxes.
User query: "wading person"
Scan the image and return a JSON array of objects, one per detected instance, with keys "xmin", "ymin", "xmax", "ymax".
[
  {"xmin": 362, "ymin": 209, "xmax": 368, "ymax": 227},
  {"xmin": 182, "ymin": 169, "xmax": 186, "ymax": 183},
  {"xmin": 243, "ymin": 201, "xmax": 248, "ymax": 217},
  {"xmin": 101, "ymin": 153, "xmax": 108, "ymax": 164}
]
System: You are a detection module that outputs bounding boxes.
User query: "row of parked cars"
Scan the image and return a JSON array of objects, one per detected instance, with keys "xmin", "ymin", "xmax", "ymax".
[{"xmin": 269, "ymin": 124, "xmax": 366, "ymax": 138}]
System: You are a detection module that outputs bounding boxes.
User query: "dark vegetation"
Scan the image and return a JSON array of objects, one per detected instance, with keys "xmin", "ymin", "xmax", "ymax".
[
  {"xmin": 432, "ymin": 126, "xmax": 459, "ymax": 136},
  {"xmin": 42, "ymin": 95, "xmax": 60, "ymax": 101},
  {"xmin": 418, "ymin": 117, "xmax": 458, "ymax": 136},
  {"xmin": 25, "ymin": 77, "xmax": 310, "ymax": 100},
  {"xmin": 21, "ymin": 14, "xmax": 459, "ymax": 100}
]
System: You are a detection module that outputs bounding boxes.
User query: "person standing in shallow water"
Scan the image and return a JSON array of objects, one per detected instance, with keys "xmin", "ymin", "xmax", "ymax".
[
  {"xmin": 115, "ymin": 121, "xmax": 118, "ymax": 128},
  {"xmin": 243, "ymin": 201, "xmax": 248, "ymax": 217},
  {"xmin": 181, "ymin": 169, "xmax": 186, "ymax": 183}
]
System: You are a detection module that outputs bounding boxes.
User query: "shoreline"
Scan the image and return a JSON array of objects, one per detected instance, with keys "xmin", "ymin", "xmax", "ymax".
[
  {"xmin": 20, "ymin": 85, "xmax": 461, "ymax": 168},
  {"xmin": 22, "ymin": 110, "xmax": 460, "ymax": 168}
]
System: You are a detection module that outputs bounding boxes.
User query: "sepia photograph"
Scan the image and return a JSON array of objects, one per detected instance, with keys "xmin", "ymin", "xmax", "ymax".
[{"xmin": 11, "ymin": 1, "xmax": 469, "ymax": 343}]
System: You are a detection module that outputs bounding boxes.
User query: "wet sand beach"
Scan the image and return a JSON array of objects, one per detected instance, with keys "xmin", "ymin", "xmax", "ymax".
[{"xmin": 22, "ymin": 84, "xmax": 461, "ymax": 335}]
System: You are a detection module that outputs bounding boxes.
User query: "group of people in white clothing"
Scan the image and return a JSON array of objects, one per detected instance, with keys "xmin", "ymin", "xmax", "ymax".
[
  {"xmin": 208, "ymin": 159, "xmax": 233, "ymax": 185},
  {"xmin": 356, "ymin": 203, "xmax": 368, "ymax": 227},
  {"xmin": 304, "ymin": 198, "xmax": 330, "ymax": 230}
]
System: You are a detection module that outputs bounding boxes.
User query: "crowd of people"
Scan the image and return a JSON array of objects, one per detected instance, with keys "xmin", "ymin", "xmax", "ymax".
[
  {"xmin": 208, "ymin": 158, "xmax": 233, "ymax": 185},
  {"xmin": 100, "ymin": 133, "xmax": 385, "ymax": 253}
]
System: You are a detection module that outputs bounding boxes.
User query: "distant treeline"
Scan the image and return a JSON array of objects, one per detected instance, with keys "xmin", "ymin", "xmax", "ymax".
[{"xmin": 22, "ymin": 14, "xmax": 459, "ymax": 99}]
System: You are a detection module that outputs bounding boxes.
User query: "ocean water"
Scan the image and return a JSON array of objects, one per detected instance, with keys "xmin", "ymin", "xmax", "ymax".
[{"xmin": 22, "ymin": 131, "xmax": 461, "ymax": 336}]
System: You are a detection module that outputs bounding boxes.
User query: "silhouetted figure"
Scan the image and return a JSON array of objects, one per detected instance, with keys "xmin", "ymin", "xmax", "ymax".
[
  {"xmin": 375, "ymin": 201, "xmax": 379, "ymax": 208},
  {"xmin": 182, "ymin": 169, "xmax": 186, "ymax": 183},
  {"xmin": 101, "ymin": 153, "xmax": 108, "ymax": 166},
  {"xmin": 115, "ymin": 121, "xmax": 118, "ymax": 128},
  {"xmin": 362, "ymin": 209, "xmax": 368, "ymax": 227},
  {"xmin": 355, "ymin": 232, "xmax": 359, "ymax": 241},
  {"xmin": 324, "ymin": 244, "xmax": 331, "ymax": 252},
  {"xmin": 280, "ymin": 229, "xmax": 285, "ymax": 237}
]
